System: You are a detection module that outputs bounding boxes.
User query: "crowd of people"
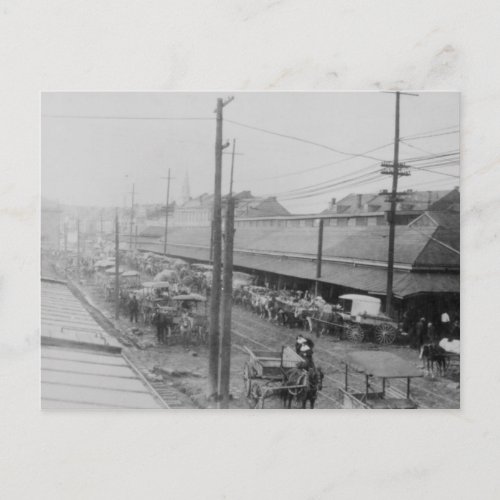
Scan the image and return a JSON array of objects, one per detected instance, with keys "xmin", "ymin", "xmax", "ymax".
[{"xmin": 402, "ymin": 310, "xmax": 460, "ymax": 352}]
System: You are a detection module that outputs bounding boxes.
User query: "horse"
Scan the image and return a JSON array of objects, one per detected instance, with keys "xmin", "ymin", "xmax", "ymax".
[
  {"xmin": 282, "ymin": 364, "xmax": 324, "ymax": 409},
  {"xmin": 420, "ymin": 344, "xmax": 448, "ymax": 376},
  {"xmin": 308, "ymin": 308, "xmax": 341, "ymax": 338}
]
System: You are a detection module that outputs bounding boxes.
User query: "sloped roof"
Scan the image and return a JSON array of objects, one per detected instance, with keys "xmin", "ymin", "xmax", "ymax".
[
  {"xmin": 236, "ymin": 197, "xmax": 290, "ymax": 218},
  {"xmin": 136, "ymin": 232, "xmax": 459, "ymax": 298},
  {"xmin": 428, "ymin": 188, "xmax": 460, "ymax": 212},
  {"xmin": 322, "ymin": 226, "xmax": 435, "ymax": 266},
  {"xmin": 417, "ymin": 211, "xmax": 460, "ymax": 230},
  {"xmin": 332, "ymin": 190, "xmax": 453, "ymax": 214},
  {"xmin": 140, "ymin": 224, "xmax": 457, "ymax": 270},
  {"xmin": 180, "ymin": 193, "xmax": 214, "ymax": 209},
  {"xmin": 41, "ymin": 279, "xmax": 164, "ymax": 409},
  {"xmin": 335, "ymin": 193, "xmax": 379, "ymax": 213}
]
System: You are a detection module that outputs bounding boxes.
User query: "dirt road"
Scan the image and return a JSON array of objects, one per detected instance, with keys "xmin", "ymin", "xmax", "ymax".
[{"xmin": 48, "ymin": 256, "xmax": 459, "ymax": 410}]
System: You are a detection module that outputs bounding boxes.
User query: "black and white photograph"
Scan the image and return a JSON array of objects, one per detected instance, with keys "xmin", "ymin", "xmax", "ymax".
[{"xmin": 41, "ymin": 91, "xmax": 460, "ymax": 409}]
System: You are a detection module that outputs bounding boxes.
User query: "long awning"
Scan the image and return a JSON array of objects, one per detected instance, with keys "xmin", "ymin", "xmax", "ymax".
[{"xmin": 137, "ymin": 241, "xmax": 459, "ymax": 299}]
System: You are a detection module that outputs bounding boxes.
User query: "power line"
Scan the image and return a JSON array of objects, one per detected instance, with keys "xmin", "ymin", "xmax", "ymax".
[
  {"xmin": 225, "ymin": 119, "xmax": 386, "ymax": 161},
  {"xmin": 265, "ymin": 163, "xmax": 380, "ymax": 197},
  {"xmin": 267, "ymin": 165, "xmax": 380, "ymax": 199},
  {"xmin": 400, "ymin": 129, "xmax": 459, "ymax": 141},
  {"xmin": 239, "ymin": 142, "xmax": 396, "ymax": 182},
  {"xmin": 411, "ymin": 160, "xmax": 459, "ymax": 169},
  {"xmin": 42, "ymin": 114, "xmax": 214, "ymax": 121},
  {"xmin": 401, "ymin": 124, "xmax": 459, "ymax": 139},
  {"xmin": 410, "ymin": 166, "xmax": 459, "ymax": 178},
  {"xmin": 277, "ymin": 171, "xmax": 383, "ymax": 201},
  {"xmin": 402, "ymin": 151, "xmax": 460, "ymax": 163}
]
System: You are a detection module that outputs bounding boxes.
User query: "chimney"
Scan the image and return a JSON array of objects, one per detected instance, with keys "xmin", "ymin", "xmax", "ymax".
[
  {"xmin": 357, "ymin": 194, "xmax": 363, "ymax": 209},
  {"xmin": 329, "ymin": 198, "xmax": 336, "ymax": 210}
]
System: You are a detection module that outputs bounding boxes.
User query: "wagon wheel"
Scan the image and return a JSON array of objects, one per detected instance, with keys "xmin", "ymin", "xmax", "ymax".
[
  {"xmin": 287, "ymin": 372, "xmax": 308, "ymax": 397},
  {"xmin": 345, "ymin": 323, "xmax": 365, "ymax": 343},
  {"xmin": 375, "ymin": 323, "xmax": 397, "ymax": 345}
]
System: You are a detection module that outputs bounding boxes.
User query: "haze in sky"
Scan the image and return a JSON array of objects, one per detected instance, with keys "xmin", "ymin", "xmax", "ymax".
[{"xmin": 42, "ymin": 92, "xmax": 459, "ymax": 213}]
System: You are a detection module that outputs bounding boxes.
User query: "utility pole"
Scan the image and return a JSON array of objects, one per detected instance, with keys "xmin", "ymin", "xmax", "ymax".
[
  {"xmin": 76, "ymin": 217, "xmax": 80, "ymax": 279},
  {"xmin": 162, "ymin": 169, "xmax": 171, "ymax": 255},
  {"xmin": 218, "ymin": 196, "xmax": 235, "ymax": 408},
  {"xmin": 382, "ymin": 91, "xmax": 417, "ymax": 316},
  {"xmin": 209, "ymin": 221, "xmax": 214, "ymax": 264},
  {"xmin": 129, "ymin": 183, "xmax": 135, "ymax": 251},
  {"xmin": 229, "ymin": 139, "xmax": 236, "ymax": 196},
  {"xmin": 208, "ymin": 95, "xmax": 233, "ymax": 400},
  {"xmin": 315, "ymin": 218, "xmax": 324, "ymax": 297},
  {"xmin": 114, "ymin": 210, "xmax": 120, "ymax": 320},
  {"xmin": 217, "ymin": 139, "xmax": 237, "ymax": 408}
]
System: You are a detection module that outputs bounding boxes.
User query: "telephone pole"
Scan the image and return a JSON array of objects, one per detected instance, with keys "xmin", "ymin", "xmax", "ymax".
[
  {"xmin": 208, "ymin": 96, "xmax": 233, "ymax": 399},
  {"xmin": 114, "ymin": 210, "xmax": 120, "ymax": 320},
  {"xmin": 162, "ymin": 169, "xmax": 171, "ymax": 256},
  {"xmin": 229, "ymin": 139, "xmax": 236, "ymax": 196},
  {"xmin": 218, "ymin": 196, "xmax": 235, "ymax": 408},
  {"xmin": 382, "ymin": 91, "xmax": 417, "ymax": 316},
  {"xmin": 315, "ymin": 218, "xmax": 324, "ymax": 297},
  {"xmin": 218, "ymin": 139, "xmax": 237, "ymax": 408},
  {"xmin": 129, "ymin": 183, "xmax": 135, "ymax": 251}
]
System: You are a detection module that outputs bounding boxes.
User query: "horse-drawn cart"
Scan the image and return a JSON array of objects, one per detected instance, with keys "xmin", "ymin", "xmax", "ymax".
[
  {"xmin": 170, "ymin": 294, "xmax": 208, "ymax": 345},
  {"xmin": 309, "ymin": 294, "xmax": 401, "ymax": 345},
  {"xmin": 242, "ymin": 346, "xmax": 318, "ymax": 408}
]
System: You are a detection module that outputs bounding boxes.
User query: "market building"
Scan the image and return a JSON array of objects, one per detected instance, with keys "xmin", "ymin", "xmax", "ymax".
[{"xmin": 135, "ymin": 189, "xmax": 460, "ymax": 324}]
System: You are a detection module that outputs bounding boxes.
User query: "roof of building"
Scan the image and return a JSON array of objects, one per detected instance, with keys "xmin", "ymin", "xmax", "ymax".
[
  {"xmin": 138, "ymin": 217, "xmax": 459, "ymax": 269},
  {"xmin": 135, "ymin": 212, "xmax": 459, "ymax": 298},
  {"xmin": 41, "ymin": 279, "xmax": 164, "ymax": 409},
  {"xmin": 325, "ymin": 189, "xmax": 456, "ymax": 215},
  {"xmin": 235, "ymin": 196, "xmax": 290, "ymax": 218},
  {"xmin": 178, "ymin": 191, "xmax": 290, "ymax": 218}
]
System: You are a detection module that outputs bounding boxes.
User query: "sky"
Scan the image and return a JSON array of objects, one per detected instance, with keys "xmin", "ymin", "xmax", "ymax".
[{"xmin": 41, "ymin": 92, "xmax": 459, "ymax": 214}]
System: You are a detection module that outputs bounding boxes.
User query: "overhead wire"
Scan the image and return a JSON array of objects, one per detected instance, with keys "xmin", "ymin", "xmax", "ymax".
[
  {"xmin": 42, "ymin": 114, "xmax": 214, "ymax": 121},
  {"xmin": 277, "ymin": 170, "xmax": 384, "ymax": 201},
  {"xmin": 400, "ymin": 129, "xmax": 459, "ymax": 141},
  {"xmin": 237, "ymin": 141, "xmax": 395, "ymax": 182},
  {"xmin": 263, "ymin": 163, "xmax": 381, "ymax": 197},
  {"xmin": 225, "ymin": 119, "xmax": 386, "ymax": 162}
]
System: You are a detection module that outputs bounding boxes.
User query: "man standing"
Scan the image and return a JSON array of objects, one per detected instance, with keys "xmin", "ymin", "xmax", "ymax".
[
  {"xmin": 153, "ymin": 309, "xmax": 165, "ymax": 344},
  {"xmin": 427, "ymin": 321, "xmax": 438, "ymax": 345},
  {"xmin": 129, "ymin": 294, "xmax": 139, "ymax": 323},
  {"xmin": 441, "ymin": 310, "xmax": 451, "ymax": 337},
  {"xmin": 415, "ymin": 317, "xmax": 426, "ymax": 352}
]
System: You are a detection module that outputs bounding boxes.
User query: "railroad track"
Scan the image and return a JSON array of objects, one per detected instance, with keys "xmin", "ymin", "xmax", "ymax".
[{"xmin": 231, "ymin": 308, "xmax": 459, "ymax": 409}]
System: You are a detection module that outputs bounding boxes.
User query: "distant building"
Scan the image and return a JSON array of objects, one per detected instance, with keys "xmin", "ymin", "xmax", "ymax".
[
  {"xmin": 233, "ymin": 188, "xmax": 459, "ymax": 229},
  {"xmin": 173, "ymin": 191, "xmax": 290, "ymax": 227}
]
